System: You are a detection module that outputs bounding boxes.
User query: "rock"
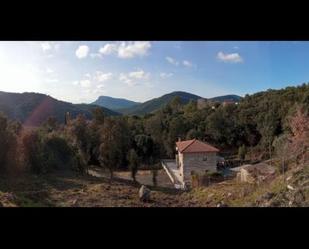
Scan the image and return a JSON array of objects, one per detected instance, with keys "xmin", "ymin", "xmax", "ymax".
[
  {"xmin": 216, "ymin": 201, "xmax": 228, "ymax": 207},
  {"xmin": 261, "ymin": 192, "xmax": 275, "ymax": 201},
  {"xmin": 227, "ymin": 192, "xmax": 232, "ymax": 198},
  {"xmin": 287, "ymin": 185, "xmax": 295, "ymax": 191},
  {"xmin": 207, "ymin": 193, "xmax": 214, "ymax": 199},
  {"xmin": 286, "ymin": 176, "xmax": 292, "ymax": 182},
  {"xmin": 139, "ymin": 185, "xmax": 151, "ymax": 202}
]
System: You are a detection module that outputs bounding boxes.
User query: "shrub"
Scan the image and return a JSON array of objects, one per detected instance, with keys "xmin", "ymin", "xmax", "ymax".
[
  {"xmin": 22, "ymin": 130, "xmax": 86, "ymax": 174},
  {"xmin": 0, "ymin": 113, "xmax": 19, "ymax": 173}
]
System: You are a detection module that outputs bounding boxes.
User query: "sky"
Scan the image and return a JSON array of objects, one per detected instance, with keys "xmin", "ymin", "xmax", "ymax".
[{"xmin": 0, "ymin": 41, "xmax": 309, "ymax": 104}]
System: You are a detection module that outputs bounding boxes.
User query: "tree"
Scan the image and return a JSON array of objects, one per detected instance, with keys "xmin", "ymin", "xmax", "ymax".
[
  {"xmin": 238, "ymin": 145, "xmax": 247, "ymax": 161},
  {"xmin": 92, "ymin": 107, "xmax": 105, "ymax": 125},
  {"xmin": 273, "ymin": 134, "xmax": 290, "ymax": 174},
  {"xmin": 127, "ymin": 149, "xmax": 139, "ymax": 182},
  {"xmin": 99, "ymin": 118, "xmax": 129, "ymax": 180},
  {"xmin": 152, "ymin": 169, "xmax": 158, "ymax": 187},
  {"xmin": 134, "ymin": 134, "xmax": 154, "ymax": 165},
  {"xmin": 288, "ymin": 106, "xmax": 309, "ymax": 164},
  {"xmin": 42, "ymin": 116, "xmax": 59, "ymax": 133},
  {"xmin": 169, "ymin": 96, "xmax": 182, "ymax": 113},
  {"xmin": 0, "ymin": 113, "xmax": 19, "ymax": 173},
  {"xmin": 66, "ymin": 114, "xmax": 91, "ymax": 170}
]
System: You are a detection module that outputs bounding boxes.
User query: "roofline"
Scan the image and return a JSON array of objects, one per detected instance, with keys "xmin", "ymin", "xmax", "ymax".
[
  {"xmin": 178, "ymin": 139, "xmax": 196, "ymax": 153},
  {"xmin": 176, "ymin": 139, "xmax": 220, "ymax": 153},
  {"xmin": 182, "ymin": 150, "xmax": 219, "ymax": 153}
]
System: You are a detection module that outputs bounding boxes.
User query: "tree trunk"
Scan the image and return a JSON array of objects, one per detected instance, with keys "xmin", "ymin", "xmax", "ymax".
[{"xmin": 109, "ymin": 169, "xmax": 114, "ymax": 181}]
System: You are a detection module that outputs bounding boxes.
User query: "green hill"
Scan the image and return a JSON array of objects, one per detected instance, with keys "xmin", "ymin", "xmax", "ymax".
[
  {"xmin": 117, "ymin": 91, "xmax": 242, "ymax": 115},
  {"xmin": 0, "ymin": 91, "xmax": 119, "ymax": 126},
  {"xmin": 118, "ymin": 91, "xmax": 202, "ymax": 115}
]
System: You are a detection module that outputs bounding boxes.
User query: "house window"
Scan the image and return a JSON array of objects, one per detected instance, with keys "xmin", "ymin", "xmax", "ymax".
[{"xmin": 203, "ymin": 156, "xmax": 207, "ymax": 161}]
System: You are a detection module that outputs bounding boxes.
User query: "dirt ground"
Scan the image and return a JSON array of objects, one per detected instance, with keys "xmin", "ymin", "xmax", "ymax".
[
  {"xmin": 89, "ymin": 167, "xmax": 175, "ymax": 188},
  {"xmin": 1, "ymin": 165, "xmax": 307, "ymax": 207}
]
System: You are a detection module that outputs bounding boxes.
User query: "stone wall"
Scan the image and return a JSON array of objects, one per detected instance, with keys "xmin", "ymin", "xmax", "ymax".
[{"xmin": 179, "ymin": 152, "xmax": 217, "ymax": 183}]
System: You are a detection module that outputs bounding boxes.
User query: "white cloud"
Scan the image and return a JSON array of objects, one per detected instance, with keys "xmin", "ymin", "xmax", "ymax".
[
  {"xmin": 45, "ymin": 78, "xmax": 59, "ymax": 83},
  {"xmin": 94, "ymin": 41, "xmax": 151, "ymax": 59},
  {"xmin": 217, "ymin": 51, "xmax": 243, "ymax": 63},
  {"xmin": 166, "ymin": 56, "xmax": 179, "ymax": 66},
  {"xmin": 183, "ymin": 60, "xmax": 193, "ymax": 67},
  {"xmin": 160, "ymin": 72, "xmax": 173, "ymax": 79},
  {"xmin": 233, "ymin": 46, "xmax": 239, "ymax": 50},
  {"xmin": 97, "ymin": 84, "xmax": 105, "ymax": 89},
  {"xmin": 119, "ymin": 69, "xmax": 150, "ymax": 87},
  {"xmin": 119, "ymin": 73, "xmax": 134, "ymax": 86},
  {"xmin": 73, "ymin": 71, "xmax": 112, "ymax": 90},
  {"xmin": 76, "ymin": 45, "xmax": 89, "ymax": 59},
  {"xmin": 94, "ymin": 71, "xmax": 113, "ymax": 82},
  {"xmin": 80, "ymin": 79, "xmax": 91, "ymax": 88},
  {"xmin": 128, "ymin": 70, "xmax": 150, "ymax": 80},
  {"xmin": 145, "ymin": 82, "xmax": 154, "ymax": 88},
  {"xmin": 41, "ymin": 42, "xmax": 52, "ymax": 51},
  {"xmin": 99, "ymin": 43, "xmax": 118, "ymax": 55},
  {"xmin": 117, "ymin": 41, "xmax": 151, "ymax": 59},
  {"xmin": 54, "ymin": 44, "xmax": 60, "ymax": 51},
  {"xmin": 46, "ymin": 67, "xmax": 54, "ymax": 73}
]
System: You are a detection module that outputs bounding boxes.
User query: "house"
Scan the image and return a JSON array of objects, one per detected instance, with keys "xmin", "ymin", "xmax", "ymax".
[
  {"xmin": 162, "ymin": 139, "xmax": 220, "ymax": 189},
  {"xmin": 197, "ymin": 98, "xmax": 208, "ymax": 110},
  {"xmin": 222, "ymin": 100, "xmax": 236, "ymax": 107},
  {"xmin": 230, "ymin": 162, "xmax": 276, "ymax": 183}
]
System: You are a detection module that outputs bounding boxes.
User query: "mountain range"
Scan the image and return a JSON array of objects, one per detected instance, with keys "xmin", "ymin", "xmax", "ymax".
[
  {"xmin": 0, "ymin": 91, "xmax": 242, "ymax": 125},
  {"xmin": 92, "ymin": 96, "xmax": 140, "ymax": 110},
  {"xmin": 0, "ymin": 91, "xmax": 119, "ymax": 126},
  {"xmin": 93, "ymin": 92, "xmax": 242, "ymax": 115}
]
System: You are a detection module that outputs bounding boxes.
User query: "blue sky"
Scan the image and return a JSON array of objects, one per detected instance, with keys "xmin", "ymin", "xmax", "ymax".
[{"xmin": 0, "ymin": 41, "xmax": 309, "ymax": 103}]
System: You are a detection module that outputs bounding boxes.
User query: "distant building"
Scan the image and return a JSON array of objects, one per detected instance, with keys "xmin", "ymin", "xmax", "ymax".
[
  {"xmin": 162, "ymin": 139, "xmax": 220, "ymax": 189},
  {"xmin": 197, "ymin": 98, "xmax": 208, "ymax": 110},
  {"xmin": 222, "ymin": 100, "xmax": 236, "ymax": 107},
  {"xmin": 230, "ymin": 163, "xmax": 276, "ymax": 183}
]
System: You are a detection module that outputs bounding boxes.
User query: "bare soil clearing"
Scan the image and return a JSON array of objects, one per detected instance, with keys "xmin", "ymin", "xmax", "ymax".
[{"xmin": 0, "ymin": 164, "xmax": 308, "ymax": 207}]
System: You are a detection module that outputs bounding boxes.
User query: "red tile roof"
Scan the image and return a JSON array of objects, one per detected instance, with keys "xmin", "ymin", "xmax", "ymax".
[{"xmin": 176, "ymin": 139, "xmax": 219, "ymax": 153}]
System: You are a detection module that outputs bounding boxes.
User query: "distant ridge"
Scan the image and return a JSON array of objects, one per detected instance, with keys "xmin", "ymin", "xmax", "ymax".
[
  {"xmin": 0, "ymin": 91, "xmax": 119, "ymax": 126},
  {"xmin": 92, "ymin": 96, "xmax": 141, "ymax": 111},
  {"xmin": 209, "ymin": 94, "xmax": 242, "ymax": 102},
  {"xmin": 116, "ymin": 91, "xmax": 242, "ymax": 115}
]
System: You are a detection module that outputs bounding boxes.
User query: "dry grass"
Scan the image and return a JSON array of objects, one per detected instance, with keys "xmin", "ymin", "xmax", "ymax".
[{"xmin": 1, "ymin": 164, "xmax": 308, "ymax": 207}]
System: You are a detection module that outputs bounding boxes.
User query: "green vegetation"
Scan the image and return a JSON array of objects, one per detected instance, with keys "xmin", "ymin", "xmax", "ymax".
[
  {"xmin": 0, "ymin": 91, "xmax": 119, "ymax": 126},
  {"xmin": 0, "ymin": 83, "xmax": 308, "ymax": 207}
]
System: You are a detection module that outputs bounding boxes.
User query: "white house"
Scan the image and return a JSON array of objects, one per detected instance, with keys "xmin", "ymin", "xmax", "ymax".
[{"xmin": 162, "ymin": 139, "xmax": 220, "ymax": 189}]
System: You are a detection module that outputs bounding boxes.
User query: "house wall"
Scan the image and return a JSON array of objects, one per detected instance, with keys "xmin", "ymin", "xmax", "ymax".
[{"xmin": 178, "ymin": 151, "xmax": 217, "ymax": 184}]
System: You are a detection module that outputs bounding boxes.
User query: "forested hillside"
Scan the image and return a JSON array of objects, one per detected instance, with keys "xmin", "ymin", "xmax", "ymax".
[{"xmin": 0, "ymin": 91, "xmax": 119, "ymax": 126}]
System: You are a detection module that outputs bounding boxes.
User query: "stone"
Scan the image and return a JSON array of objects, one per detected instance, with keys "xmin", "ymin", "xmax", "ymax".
[
  {"xmin": 216, "ymin": 201, "xmax": 228, "ymax": 207},
  {"xmin": 287, "ymin": 185, "xmax": 295, "ymax": 191},
  {"xmin": 139, "ymin": 185, "xmax": 151, "ymax": 202},
  {"xmin": 261, "ymin": 192, "xmax": 275, "ymax": 201}
]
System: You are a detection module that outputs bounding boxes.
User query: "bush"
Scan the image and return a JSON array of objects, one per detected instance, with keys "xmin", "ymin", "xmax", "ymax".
[
  {"xmin": 0, "ymin": 113, "xmax": 19, "ymax": 173},
  {"xmin": 22, "ymin": 130, "xmax": 86, "ymax": 174}
]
